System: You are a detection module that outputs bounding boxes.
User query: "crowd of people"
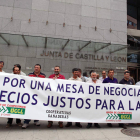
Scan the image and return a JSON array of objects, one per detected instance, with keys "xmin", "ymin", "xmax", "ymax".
[{"xmin": 0, "ymin": 61, "xmax": 139, "ymax": 129}]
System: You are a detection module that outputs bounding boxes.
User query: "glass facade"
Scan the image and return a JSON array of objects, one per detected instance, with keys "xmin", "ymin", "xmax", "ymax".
[
  {"xmin": 127, "ymin": 0, "xmax": 140, "ymax": 82},
  {"xmin": 0, "ymin": 33, "xmax": 126, "ymax": 54},
  {"xmin": 127, "ymin": 0, "xmax": 140, "ymax": 30}
]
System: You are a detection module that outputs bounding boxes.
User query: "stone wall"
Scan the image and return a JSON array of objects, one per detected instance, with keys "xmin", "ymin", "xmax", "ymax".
[{"xmin": 0, "ymin": 0, "xmax": 127, "ymax": 44}]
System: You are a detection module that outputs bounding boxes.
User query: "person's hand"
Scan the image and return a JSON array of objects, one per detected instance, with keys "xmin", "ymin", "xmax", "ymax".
[{"xmin": 53, "ymin": 77, "xmax": 56, "ymax": 80}]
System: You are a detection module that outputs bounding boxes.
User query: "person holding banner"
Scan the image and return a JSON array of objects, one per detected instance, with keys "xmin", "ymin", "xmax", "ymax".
[
  {"xmin": 99, "ymin": 71, "xmax": 107, "ymax": 82},
  {"xmin": 47, "ymin": 66, "xmax": 65, "ymax": 128},
  {"xmin": 77, "ymin": 68, "xmax": 86, "ymax": 82},
  {"xmin": 119, "ymin": 71, "xmax": 133, "ymax": 85},
  {"xmin": 83, "ymin": 71, "xmax": 89, "ymax": 81},
  {"xmin": 0, "ymin": 61, "xmax": 5, "ymax": 73},
  {"xmin": 103, "ymin": 69, "xmax": 126, "ymax": 129},
  {"xmin": 103, "ymin": 69, "xmax": 117, "ymax": 129},
  {"xmin": 6, "ymin": 66, "xmax": 22, "ymax": 128},
  {"xmin": 22, "ymin": 64, "xmax": 46, "ymax": 129},
  {"xmin": 49, "ymin": 66, "xmax": 65, "ymax": 80},
  {"xmin": 68, "ymin": 68, "xmax": 82, "ymax": 82},
  {"xmin": 103, "ymin": 69, "xmax": 118, "ymax": 84},
  {"xmin": 103, "ymin": 69, "xmax": 117, "ymax": 128},
  {"xmin": 124, "ymin": 70, "xmax": 135, "ymax": 85},
  {"xmin": 13, "ymin": 64, "xmax": 26, "ymax": 76},
  {"xmin": 86, "ymin": 71, "xmax": 102, "ymax": 128},
  {"xmin": 119, "ymin": 70, "xmax": 133, "ymax": 129},
  {"xmin": 65, "ymin": 68, "xmax": 82, "ymax": 128}
]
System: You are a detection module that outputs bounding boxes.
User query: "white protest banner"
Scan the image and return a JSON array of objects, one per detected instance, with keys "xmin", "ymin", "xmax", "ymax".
[{"xmin": 0, "ymin": 73, "xmax": 140, "ymax": 123}]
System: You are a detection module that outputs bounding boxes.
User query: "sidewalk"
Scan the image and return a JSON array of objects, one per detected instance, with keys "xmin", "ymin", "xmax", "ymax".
[{"xmin": 0, "ymin": 118, "xmax": 140, "ymax": 140}]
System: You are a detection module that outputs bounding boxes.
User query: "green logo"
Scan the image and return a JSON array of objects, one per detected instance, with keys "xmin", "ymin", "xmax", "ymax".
[
  {"xmin": 118, "ymin": 114, "xmax": 132, "ymax": 120},
  {"xmin": 0, "ymin": 106, "xmax": 25, "ymax": 115},
  {"xmin": 106, "ymin": 113, "xmax": 132, "ymax": 120},
  {"xmin": 0, "ymin": 106, "xmax": 8, "ymax": 113},
  {"xmin": 106, "ymin": 114, "xmax": 119, "ymax": 120}
]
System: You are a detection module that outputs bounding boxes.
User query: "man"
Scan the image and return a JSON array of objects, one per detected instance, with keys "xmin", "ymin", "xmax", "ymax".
[
  {"xmin": 78, "ymin": 68, "xmax": 86, "ymax": 82},
  {"xmin": 103, "ymin": 69, "xmax": 126, "ymax": 129},
  {"xmin": 65, "ymin": 68, "xmax": 82, "ymax": 128},
  {"xmin": 119, "ymin": 71, "xmax": 133, "ymax": 128},
  {"xmin": 103, "ymin": 69, "xmax": 118, "ymax": 84},
  {"xmin": 87, "ymin": 72, "xmax": 102, "ymax": 84},
  {"xmin": 88, "ymin": 70, "xmax": 95, "ymax": 82},
  {"xmin": 0, "ymin": 61, "xmax": 5, "ymax": 73},
  {"xmin": 86, "ymin": 72, "xmax": 102, "ymax": 129},
  {"xmin": 14, "ymin": 64, "xmax": 26, "ymax": 76},
  {"xmin": 13, "ymin": 66, "xmax": 20, "ymax": 74},
  {"xmin": 47, "ymin": 66, "xmax": 65, "ymax": 128},
  {"xmin": 99, "ymin": 70, "xmax": 107, "ymax": 82},
  {"xmin": 22, "ymin": 64, "xmax": 46, "ymax": 129},
  {"xmin": 89, "ymin": 70, "xmax": 95, "ymax": 75},
  {"xmin": 6, "ymin": 67, "xmax": 22, "ymax": 128},
  {"xmin": 124, "ymin": 70, "xmax": 135, "ymax": 85},
  {"xmin": 120, "ymin": 71, "xmax": 133, "ymax": 85},
  {"xmin": 97, "ymin": 74, "xmax": 99, "ymax": 79},
  {"xmin": 103, "ymin": 69, "xmax": 117, "ymax": 128},
  {"xmin": 49, "ymin": 66, "xmax": 65, "ymax": 80}
]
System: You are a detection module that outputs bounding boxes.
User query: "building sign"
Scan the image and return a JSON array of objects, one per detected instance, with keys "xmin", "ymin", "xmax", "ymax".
[{"xmin": 40, "ymin": 50, "xmax": 126, "ymax": 63}]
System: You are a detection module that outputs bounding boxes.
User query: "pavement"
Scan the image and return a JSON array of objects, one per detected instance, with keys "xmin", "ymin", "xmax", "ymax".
[{"xmin": 0, "ymin": 118, "xmax": 140, "ymax": 140}]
